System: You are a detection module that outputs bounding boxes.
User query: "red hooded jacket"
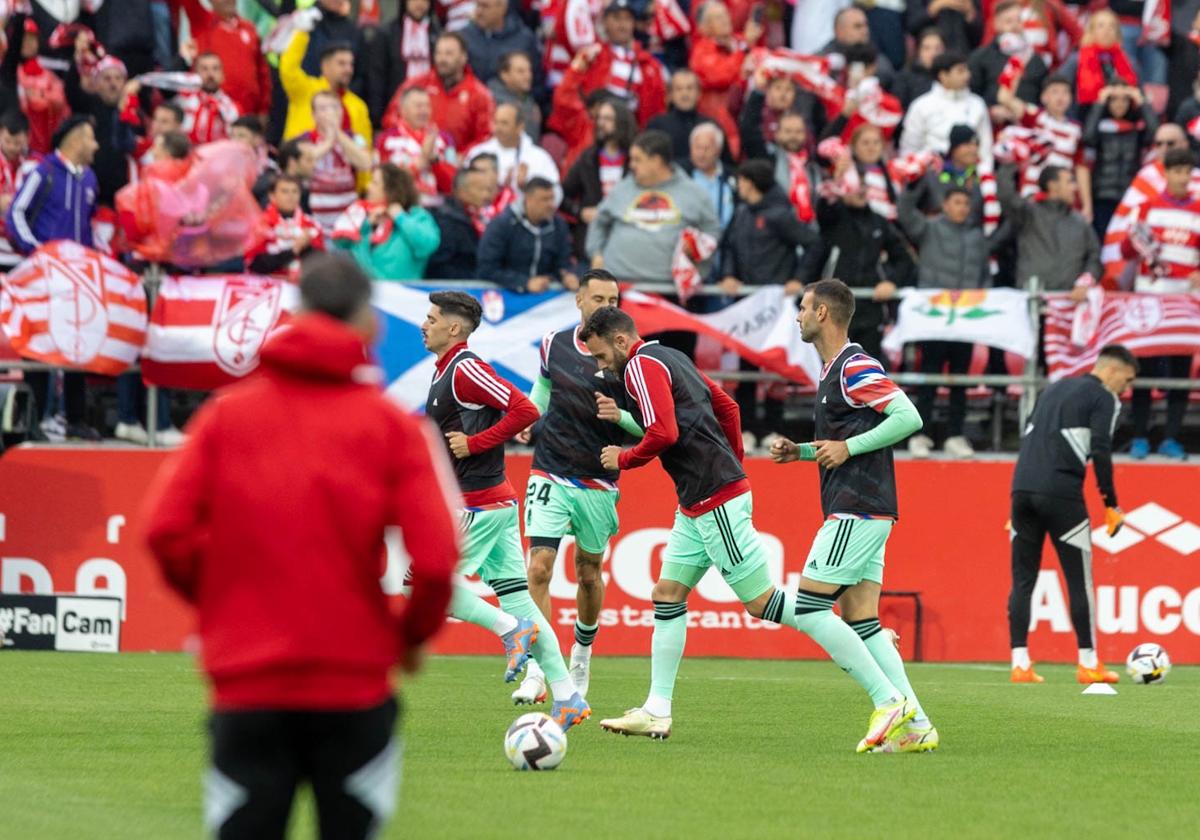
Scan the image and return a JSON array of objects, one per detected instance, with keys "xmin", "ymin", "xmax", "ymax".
[{"xmin": 143, "ymin": 314, "xmax": 459, "ymax": 711}]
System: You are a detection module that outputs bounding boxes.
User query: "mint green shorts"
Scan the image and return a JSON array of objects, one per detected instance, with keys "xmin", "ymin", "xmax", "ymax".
[
  {"xmin": 803, "ymin": 518, "xmax": 892, "ymax": 585},
  {"xmin": 459, "ymin": 505, "xmax": 526, "ymax": 585},
  {"xmin": 524, "ymin": 475, "xmax": 620, "ymax": 556},
  {"xmin": 659, "ymin": 492, "xmax": 773, "ymax": 603}
]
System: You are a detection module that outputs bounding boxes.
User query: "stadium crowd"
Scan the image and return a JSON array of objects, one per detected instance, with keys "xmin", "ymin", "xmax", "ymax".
[{"xmin": 0, "ymin": 0, "xmax": 1197, "ymax": 457}]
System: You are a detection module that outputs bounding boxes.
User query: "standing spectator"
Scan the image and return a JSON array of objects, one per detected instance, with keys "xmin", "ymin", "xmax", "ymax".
[
  {"xmin": 739, "ymin": 68, "xmax": 826, "ymax": 158},
  {"xmin": 1122, "ymin": 148, "xmax": 1200, "ymax": 460},
  {"xmin": 689, "ymin": 1, "xmax": 762, "ymax": 159},
  {"xmin": 65, "ymin": 51, "xmax": 137, "ymax": 210},
  {"xmin": 465, "ymin": 103, "xmax": 560, "ymax": 201},
  {"xmin": 437, "ymin": 0, "xmax": 478, "ymax": 31},
  {"xmin": 1073, "ymin": 9, "xmax": 1138, "ymax": 109},
  {"xmin": 487, "ymin": 51, "xmax": 542, "ymax": 141},
  {"xmin": 647, "ymin": 69, "xmax": 725, "ymax": 164},
  {"xmin": 818, "ymin": 42, "xmax": 901, "ymax": 145},
  {"xmin": 849, "ymin": 122, "xmax": 899, "ymax": 222},
  {"xmin": 821, "ymin": 6, "xmax": 897, "ymax": 91},
  {"xmin": 1, "ymin": 15, "xmax": 67, "ymax": 155},
  {"xmin": 391, "ymin": 32, "xmax": 493, "ymax": 153},
  {"xmin": 0, "ymin": 109, "xmax": 37, "ymax": 273},
  {"xmin": 563, "ymin": 98, "xmax": 636, "ymax": 256},
  {"xmin": 719, "ymin": 158, "xmax": 817, "ymax": 292},
  {"xmin": 998, "ymin": 77, "xmax": 1086, "ymax": 212},
  {"xmin": 426, "ymin": 166, "xmax": 489, "ymax": 279},
  {"xmin": 363, "ymin": 0, "xmax": 441, "ymax": 127},
  {"xmin": 743, "ymin": 106, "xmax": 820, "ymax": 234},
  {"xmin": 176, "ymin": 53, "xmax": 242, "ymax": 145},
  {"xmin": 130, "ymin": 103, "xmax": 184, "ymax": 172},
  {"xmin": 306, "ymin": 90, "xmax": 372, "ymax": 234},
  {"xmin": 997, "ymin": 162, "xmax": 1101, "ymax": 292},
  {"xmin": 230, "ymin": 115, "xmax": 276, "ymax": 186},
  {"xmin": 546, "ymin": 51, "xmax": 615, "ymax": 170},
  {"xmin": 894, "ymin": 28, "xmax": 945, "ymax": 111},
  {"xmin": 586, "ymin": 130, "xmax": 720, "ymax": 283},
  {"xmin": 7, "ymin": 114, "xmax": 101, "ymax": 441},
  {"xmin": 968, "ymin": 0, "xmax": 1048, "ymax": 115},
  {"xmin": 686, "ymin": 122, "xmax": 734, "ymax": 230},
  {"xmin": 89, "ymin": 0, "xmax": 157, "ymax": 78},
  {"xmin": 862, "ymin": 0, "xmax": 909, "ymax": 71},
  {"xmin": 461, "ymin": 0, "xmax": 543, "ymax": 92},
  {"xmin": 907, "ymin": 0, "xmax": 984, "ymax": 56},
  {"xmin": 1110, "ymin": 0, "xmax": 1167, "ymax": 89},
  {"xmin": 143, "ymin": 253, "xmax": 457, "ymax": 840},
  {"xmin": 1007, "ymin": 0, "xmax": 1083, "ymax": 71},
  {"xmin": 898, "ymin": 182, "xmax": 990, "ymax": 459},
  {"xmin": 247, "ymin": 174, "xmax": 326, "ymax": 281},
  {"xmin": 571, "ymin": 3, "xmax": 666, "ymax": 127},
  {"xmin": 296, "ymin": 0, "xmax": 366, "ymax": 81},
  {"xmin": 477, "ymin": 176, "xmax": 575, "ymax": 292},
  {"xmin": 375, "ymin": 87, "xmax": 457, "ymax": 209},
  {"xmin": 914, "ymin": 124, "xmax": 987, "ymax": 224},
  {"xmin": 900, "ymin": 51, "xmax": 993, "ymax": 162},
  {"xmin": 334, "ymin": 164, "xmax": 441, "ymax": 280},
  {"xmin": 1084, "ymin": 84, "xmax": 1157, "ymax": 239},
  {"xmin": 280, "ymin": 21, "xmax": 371, "ymax": 146},
  {"xmin": 173, "ymin": 0, "xmax": 271, "ymax": 118}
]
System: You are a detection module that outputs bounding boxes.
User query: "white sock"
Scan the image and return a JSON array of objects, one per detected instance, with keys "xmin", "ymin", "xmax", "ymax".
[
  {"xmin": 1078, "ymin": 648, "xmax": 1098, "ymax": 668},
  {"xmin": 571, "ymin": 642, "xmax": 592, "ymax": 662},
  {"xmin": 524, "ymin": 658, "xmax": 544, "ymax": 682},
  {"xmin": 642, "ymin": 695, "xmax": 671, "ymax": 717},
  {"xmin": 492, "ymin": 613, "xmax": 519, "ymax": 636},
  {"xmin": 1011, "ymin": 647, "xmax": 1031, "ymax": 669},
  {"xmin": 549, "ymin": 678, "xmax": 575, "ymax": 701}
]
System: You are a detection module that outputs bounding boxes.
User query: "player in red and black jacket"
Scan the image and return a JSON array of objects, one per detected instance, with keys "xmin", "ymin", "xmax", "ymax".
[{"xmin": 144, "ymin": 254, "xmax": 458, "ymax": 840}]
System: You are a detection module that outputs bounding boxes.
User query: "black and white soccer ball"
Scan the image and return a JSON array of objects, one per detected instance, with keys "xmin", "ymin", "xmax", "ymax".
[
  {"xmin": 1126, "ymin": 643, "xmax": 1172, "ymax": 685},
  {"xmin": 504, "ymin": 712, "xmax": 567, "ymax": 770}
]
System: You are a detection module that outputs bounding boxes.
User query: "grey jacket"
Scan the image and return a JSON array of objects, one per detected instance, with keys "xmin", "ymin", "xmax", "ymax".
[
  {"xmin": 997, "ymin": 165, "xmax": 1101, "ymax": 291},
  {"xmin": 897, "ymin": 185, "xmax": 991, "ymax": 289},
  {"xmin": 585, "ymin": 166, "xmax": 720, "ymax": 283}
]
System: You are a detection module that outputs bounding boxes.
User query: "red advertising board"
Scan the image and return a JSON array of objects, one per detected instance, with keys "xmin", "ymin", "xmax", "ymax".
[{"xmin": 1, "ymin": 448, "xmax": 1197, "ymax": 663}]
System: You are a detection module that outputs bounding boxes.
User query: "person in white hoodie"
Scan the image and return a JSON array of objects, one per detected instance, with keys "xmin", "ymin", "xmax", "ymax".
[
  {"xmin": 466, "ymin": 102, "xmax": 561, "ymax": 204},
  {"xmin": 900, "ymin": 52, "xmax": 992, "ymax": 165}
]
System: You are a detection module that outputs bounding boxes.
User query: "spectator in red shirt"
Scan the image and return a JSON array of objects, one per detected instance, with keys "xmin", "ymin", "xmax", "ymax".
[
  {"xmin": 375, "ymin": 87, "xmax": 457, "ymax": 209},
  {"xmin": 689, "ymin": 1, "xmax": 761, "ymax": 160},
  {"xmin": 248, "ymin": 174, "xmax": 326, "ymax": 281},
  {"xmin": 176, "ymin": 53, "xmax": 241, "ymax": 145},
  {"xmin": 144, "ymin": 254, "xmax": 458, "ymax": 840},
  {"xmin": 388, "ymin": 31, "xmax": 494, "ymax": 153},
  {"xmin": 573, "ymin": 2, "xmax": 666, "ymax": 127},
  {"xmin": 173, "ymin": 0, "xmax": 271, "ymax": 117}
]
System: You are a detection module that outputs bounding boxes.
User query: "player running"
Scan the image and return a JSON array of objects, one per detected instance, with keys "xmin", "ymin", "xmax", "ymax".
[
  {"xmin": 513, "ymin": 269, "xmax": 643, "ymax": 704},
  {"xmin": 421, "ymin": 291, "xmax": 590, "ymax": 730},
  {"xmin": 769, "ymin": 280, "xmax": 937, "ymax": 754},
  {"xmin": 1008, "ymin": 344, "xmax": 1138, "ymax": 685}
]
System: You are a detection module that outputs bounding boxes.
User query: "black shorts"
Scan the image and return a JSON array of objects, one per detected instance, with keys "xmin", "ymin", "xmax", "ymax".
[{"xmin": 206, "ymin": 697, "xmax": 399, "ymax": 840}]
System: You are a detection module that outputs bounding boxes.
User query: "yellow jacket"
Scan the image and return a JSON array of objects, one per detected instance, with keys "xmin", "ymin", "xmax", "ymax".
[{"xmin": 279, "ymin": 30, "xmax": 372, "ymax": 148}]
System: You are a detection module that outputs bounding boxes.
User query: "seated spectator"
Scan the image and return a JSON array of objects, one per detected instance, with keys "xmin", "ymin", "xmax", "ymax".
[
  {"xmin": 739, "ymin": 68, "xmax": 826, "ymax": 158},
  {"xmin": 586, "ymin": 130, "xmax": 720, "ymax": 284},
  {"xmin": 1073, "ymin": 9, "xmax": 1138, "ymax": 109},
  {"xmin": 569, "ymin": 2, "xmax": 665, "ymax": 127},
  {"xmin": 477, "ymin": 176, "xmax": 575, "ymax": 292},
  {"xmin": 968, "ymin": 0, "xmax": 1048, "ymax": 118},
  {"xmin": 466, "ymin": 151, "xmax": 514, "ymax": 227},
  {"xmin": 280, "ymin": 20, "xmax": 371, "ymax": 146},
  {"xmin": 256, "ymin": 137, "xmax": 317, "ymax": 210},
  {"xmin": 66, "ymin": 47, "xmax": 137, "ymax": 209},
  {"xmin": 563, "ymin": 98, "xmax": 636, "ymax": 256},
  {"xmin": 175, "ymin": 0, "xmax": 271, "ymax": 118},
  {"xmin": 898, "ymin": 183, "xmax": 990, "ymax": 459},
  {"xmin": 0, "ymin": 110, "xmax": 38, "ymax": 273},
  {"xmin": 997, "ymin": 163, "xmax": 1100, "ymax": 293},
  {"xmin": 334, "ymin": 164, "xmax": 441, "ymax": 280},
  {"xmin": 466, "ymin": 103, "xmax": 561, "ymax": 202},
  {"xmin": 376, "ymin": 87, "xmax": 457, "ymax": 208},
  {"xmin": 488, "ymin": 51, "xmax": 542, "ymax": 141},
  {"xmin": 390, "ymin": 31, "xmax": 493, "ymax": 152},
  {"xmin": 689, "ymin": 1, "xmax": 762, "ymax": 159},
  {"xmin": 894, "ymin": 28, "xmax": 945, "ymax": 111},
  {"xmin": 900, "ymin": 51, "xmax": 992, "ymax": 162},
  {"xmin": 1084, "ymin": 85, "xmax": 1157, "ymax": 238},
  {"xmin": 247, "ymin": 175, "xmax": 326, "ymax": 281},
  {"xmin": 363, "ymin": 0, "xmax": 441, "ymax": 127},
  {"xmin": 1121, "ymin": 148, "xmax": 1200, "ymax": 460},
  {"xmin": 306, "ymin": 90, "xmax": 372, "ymax": 234},
  {"xmin": 686, "ymin": 122, "xmax": 735, "ymax": 230},
  {"xmin": 647, "ymin": 69, "xmax": 726, "ymax": 165},
  {"xmin": 906, "ymin": 0, "xmax": 983, "ymax": 56},
  {"xmin": 427, "ymin": 167, "xmax": 490, "ymax": 279},
  {"xmin": 822, "ymin": 6, "xmax": 896, "ymax": 91},
  {"xmin": 462, "ymin": 0, "xmax": 543, "ymax": 92},
  {"xmin": 176, "ymin": 53, "xmax": 242, "ymax": 145}
]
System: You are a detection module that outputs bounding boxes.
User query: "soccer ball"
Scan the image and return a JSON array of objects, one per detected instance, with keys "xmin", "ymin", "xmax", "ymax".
[
  {"xmin": 504, "ymin": 713, "xmax": 567, "ymax": 771},
  {"xmin": 1126, "ymin": 643, "xmax": 1172, "ymax": 685}
]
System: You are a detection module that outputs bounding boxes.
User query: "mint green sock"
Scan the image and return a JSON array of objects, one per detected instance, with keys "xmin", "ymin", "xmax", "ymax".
[
  {"xmin": 794, "ymin": 592, "xmax": 900, "ymax": 708},
  {"xmin": 449, "ymin": 583, "xmax": 509, "ymax": 633},
  {"xmin": 499, "ymin": 590, "xmax": 569, "ymax": 685},
  {"xmin": 852, "ymin": 619, "xmax": 927, "ymax": 722},
  {"xmin": 648, "ymin": 601, "xmax": 688, "ymax": 704},
  {"xmin": 760, "ymin": 588, "xmax": 798, "ymax": 630}
]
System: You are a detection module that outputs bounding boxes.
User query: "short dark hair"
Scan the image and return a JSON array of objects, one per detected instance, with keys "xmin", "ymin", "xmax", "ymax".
[
  {"xmin": 195, "ymin": 51, "xmax": 222, "ymax": 66},
  {"xmin": 279, "ymin": 138, "xmax": 308, "ymax": 172},
  {"xmin": 299, "ymin": 253, "xmax": 372, "ymax": 322},
  {"xmin": 468, "ymin": 152, "xmax": 499, "ymax": 170},
  {"xmin": 159, "ymin": 131, "xmax": 191, "ymax": 160},
  {"xmin": 0, "ymin": 109, "xmax": 29, "ymax": 135},
  {"xmin": 319, "ymin": 41, "xmax": 354, "ymax": 63},
  {"xmin": 632, "ymin": 130, "xmax": 673, "ymax": 165},
  {"xmin": 429, "ymin": 290, "xmax": 482, "ymax": 334},
  {"xmin": 1163, "ymin": 148, "xmax": 1196, "ymax": 170},
  {"xmin": 1037, "ymin": 164, "xmax": 1069, "ymax": 192},
  {"xmin": 52, "ymin": 114, "xmax": 95, "ymax": 150},
  {"xmin": 805, "ymin": 279, "xmax": 856, "ymax": 327},
  {"xmin": 523, "ymin": 176, "xmax": 555, "ymax": 195},
  {"xmin": 272, "ymin": 173, "xmax": 302, "ymax": 192},
  {"xmin": 737, "ymin": 159, "xmax": 775, "ymax": 195},
  {"xmin": 842, "ymin": 42, "xmax": 877, "ymax": 66},
  {"xmin": 1041, "ymin": 74, "xmax": 1072, "ymax": 94},
  {"xmin": 155, "ymin": 102, "xmax": 185, "ymax": 125},
  {"xmin": 580, "ymin": 268, "xmax": 619, "ymax": 287},
  {"xmin": 452, "ymin": 166, "xmax": 482, "ymax": 194},
  {"xmin": 942, "ymin": 184, "xmax": 971, "ymax": 201},
  {"xmin": 436, "ymin": 31, "xmax": 468, "ymax": 54},
  {"xmin": 932, "ymin": 51, "xmax": 968, "ymax": 78},
  {"xmin": 993, "ymin": 0, "xmax": 1021, "ymax": 17},
  {"xmin": 497, "ymin": 51, "xmax": 530, "ymax": 76},
  {"xmin": 232, "ymin": 114, "xmax": 264, "ymax": 136},
  {"xmin": 579, "ymin": 306, "xmax": 637, "ymax": 342},
  {"xmin": 1097, "ymin": 344, "xmax": 1139, "ymax": 373}
]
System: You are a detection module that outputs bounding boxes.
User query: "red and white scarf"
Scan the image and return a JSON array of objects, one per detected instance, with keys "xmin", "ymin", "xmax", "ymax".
[
  {"xmin": 1142, "ymin": 0, "xmax": 1171, "ymax": 48},
  {"xmin": 652, "ymin": 0, "xmax": 691, "ymax": 42},
  {"xmin": 332, "ymin": 199, "xmax": 395, "ymax": 246},
  {"xmin": 606, "ymin": 44, "xmax": 644, "ymax": 108},
  {"xmin": 786, "ymin": 152, "xmax": 814, "ymax": 223},
  {"xmin": 401, "ymin": 16, "xmax": 431, "ymax": 79},
  {"xmin": 672, "ymin": 227, "xmax": 718, "ymax": 302}
]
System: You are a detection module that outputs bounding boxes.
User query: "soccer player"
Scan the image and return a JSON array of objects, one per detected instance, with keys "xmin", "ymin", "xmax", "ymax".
[
  {"xmin": 1008, "ymin": 344, "xmax": 1138, "ymax": 685},
  {"xmin": 512, "ymin": 269, "xmax": 642, "ymax": 704},
  {"xmin": 144, "ymin": 254, "xmax": 458, "ymax": 839},
  {"xmin": 421, "ymin": 290, "xmax": 591, "ymax": 729},
  {"xmin": 769, "ymin": 280, "xmax": 937, "ymax": 753}
]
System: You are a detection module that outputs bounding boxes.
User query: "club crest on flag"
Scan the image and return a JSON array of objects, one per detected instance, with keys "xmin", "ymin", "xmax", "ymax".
[
  {"xmin": 45, "ymin": 251, "xmax": 108, "ymax": 365},
  {"xmin": 1123, "ymin": 296, "xmax": 1164, "ymax": 334},
  {"xmin": 214, "ymin": 279, "xmax": 284, "ymax": 376}
]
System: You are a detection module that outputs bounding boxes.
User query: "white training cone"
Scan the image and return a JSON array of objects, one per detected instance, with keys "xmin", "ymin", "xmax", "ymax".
[{"xmin": 1081, "ymin": 683, "xmax": 1118, "ymax": 695}]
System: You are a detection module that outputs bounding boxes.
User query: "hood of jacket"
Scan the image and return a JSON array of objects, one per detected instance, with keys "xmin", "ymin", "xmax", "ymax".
[
  {"xmin": 259, "ymin": 313, "xmax": 378, "ymax": 384},
  {"xmin": 749, "ymin": 184, "xmax": 792, "ymax": 213}
]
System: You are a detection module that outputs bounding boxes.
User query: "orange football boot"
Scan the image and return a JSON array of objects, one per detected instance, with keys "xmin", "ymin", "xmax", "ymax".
[
  {"xmin": 1076, "ymin": 663, "xmax": 1119, "ymax": 684},
  {"xmin": 1011, "ymin": 665, "xmax": 1045, "ymax": 683}
]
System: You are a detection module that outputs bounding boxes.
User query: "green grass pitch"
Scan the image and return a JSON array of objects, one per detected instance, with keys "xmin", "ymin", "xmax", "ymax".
[{"xmin": 1, "ymin": 652, "xmax": 1197, "ymax": 839}]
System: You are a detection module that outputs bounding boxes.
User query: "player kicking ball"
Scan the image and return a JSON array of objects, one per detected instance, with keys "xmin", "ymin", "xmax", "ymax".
[
  {"xmin": 421, "ymin": 291, "xmax": 590, "ymax": 730},
  {"xmin": 513, "ymin": 270, "xmax": 644, "ymax": 705},
  {"xmin": 769, "ymin": 280, "xmax": 937, "ymax": 753}
]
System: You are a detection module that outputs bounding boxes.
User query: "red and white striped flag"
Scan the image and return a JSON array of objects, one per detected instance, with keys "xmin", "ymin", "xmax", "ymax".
[
  {"xmin": 1043, "ymin": 291, "xmax": 1200, "ymax": 380},
  {"xmin": 142, "ymin": 275, "xmax": 299, "ymax": 390},
  {"xmin": 1142, "ymin": 0, "xmax": 1171, "ymax": 47},
  {"xmin": 0, "ymin": 241, "xmax": 146, "ymax": 375},
  {"xmin": 1102, "ymin": 162, "xmax": 1200, "ymax": 283}
]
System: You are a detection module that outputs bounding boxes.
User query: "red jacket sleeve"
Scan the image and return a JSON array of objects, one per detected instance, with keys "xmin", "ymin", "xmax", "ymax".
[
  {"xmin": 452, "ymin": 358, "xmax": 539, "ymax": 453},
  {"xmin": 690, "ymin": 38, "xmax": 745, "ymax": 91},
  {"xmin": 174, "ymin": 0, "xmax": 213, "ymax": 32},
  {"xmin": 617, "ymin": 354, "xmax": 679, "ymax": 469},
  {"xmin": 393, "ymin": 416, "xmax": 459, "ymax": 647},
  {"xmin": 702, "ymin": 372, "xmax": 744, "ymax": 461},
  {"xmin": 636, "ymin": 51, "xmax": 667, "ymax": 127},
  {"xmin": 546, "ymin": 63, "xmax": 593, "ymax": 156}
]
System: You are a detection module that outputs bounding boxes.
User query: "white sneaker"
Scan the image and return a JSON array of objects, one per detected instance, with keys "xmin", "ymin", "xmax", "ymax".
[
  {"xmin": 39, "ymin": 414, "xmax": 66, "ymax": 442},
  {"xmin": 511, "ymin": 662, "xmax": 546, "ymax": 705},
  {"xmin": 569, "ymin": 643, "xmax": 591, "ymax": 699},
  {"xmin": 741, "ymin": 430, "xmax": 758, "ymax": 453},
  {"xmin": 154, "ymin": 427, "xmax": 186, "ymax": 447},
  {"xmin": 943, "ymin": 435, "xmax": 975, "ymax": 459},
  {"xmin": 907, "ymin": 434, "xmax": 933, "ymax": 459},
  {"xmin": 114, "ymin": 422, "xmax": 149, "ymax": 445}
]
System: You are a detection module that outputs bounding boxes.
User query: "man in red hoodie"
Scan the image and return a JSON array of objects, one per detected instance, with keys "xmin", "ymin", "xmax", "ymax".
[
  {"xmin": 173, "ymin": 0, "xmax": 272, "ymax": 117},
  {"xmin": 144, "ymin": 253, "xmax": 458, "ymax": 840},
  {"xmin": 388, "ymin": 31, "xmax": 494, "ymax": 153}
]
